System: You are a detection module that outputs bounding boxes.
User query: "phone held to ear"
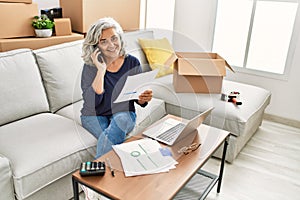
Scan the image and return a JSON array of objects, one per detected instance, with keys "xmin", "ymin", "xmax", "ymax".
[
  {"xmin": 94, "ymin": 45, "xmax": 105, "ymax": 64},
  {"xmin": 97, "ymin": 53, "xmax": 104, "ymax": 64}
]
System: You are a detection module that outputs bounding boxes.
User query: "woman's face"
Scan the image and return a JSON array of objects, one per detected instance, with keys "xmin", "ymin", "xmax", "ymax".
[{"xmin": 98, "ymin": 27, "xmax": 121, "ymax": 60}]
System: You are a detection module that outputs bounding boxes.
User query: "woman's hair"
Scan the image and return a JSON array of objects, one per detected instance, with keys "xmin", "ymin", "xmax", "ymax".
[{"xmin": 82, "ymin": 17, "xmax": 126, "ymax": 66}]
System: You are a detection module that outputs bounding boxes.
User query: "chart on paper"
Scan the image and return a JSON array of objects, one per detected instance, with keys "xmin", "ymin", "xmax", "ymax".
[
  {"xmin": 112, "ymin": 138, "xmax": 178, "ymax": 177},
  {"xmin": 113, "ymin": 69, "xmax": 158, "ymax": 103}
]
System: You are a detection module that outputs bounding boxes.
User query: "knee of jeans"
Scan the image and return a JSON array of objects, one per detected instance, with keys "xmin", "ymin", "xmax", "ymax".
[
  {"xmin": 81, "ymin": 116, "xmax": 102, "ymax": 139},
  {"xmin": 114, "ymin": 113, "xmax": 135, "ymax": 132}
]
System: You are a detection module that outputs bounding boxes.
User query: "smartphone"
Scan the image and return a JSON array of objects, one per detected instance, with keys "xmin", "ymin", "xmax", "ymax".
[
  {"xmin": 94, "ymin": 45, "xmax": 105, "ymax": 64},
  {"xmin": 97, "ymin": 53, "xmax": 104, "ymax": 64}
]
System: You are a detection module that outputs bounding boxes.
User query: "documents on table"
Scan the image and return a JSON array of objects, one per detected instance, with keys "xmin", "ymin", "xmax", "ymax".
[
  {"xmin": 113, "ymin": 69, "xmax": 158, "ymax": 103},
  {"xmin": 112, "ymin": 138, "xmax": 178, "ymax": 177}
]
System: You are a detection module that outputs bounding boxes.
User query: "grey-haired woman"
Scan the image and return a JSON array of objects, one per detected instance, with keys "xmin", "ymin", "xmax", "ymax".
[{"xmin": 81, "ymin": 17, "xmax": 152, "ymax": 159}]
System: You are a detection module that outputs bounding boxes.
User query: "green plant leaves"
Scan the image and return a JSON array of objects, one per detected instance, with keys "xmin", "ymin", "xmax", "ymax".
[{"xmin": 32, "ymin": 14, "xmax": 55, "ymax": 30}]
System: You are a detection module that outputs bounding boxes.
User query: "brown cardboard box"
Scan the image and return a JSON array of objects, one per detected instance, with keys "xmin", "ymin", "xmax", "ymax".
[
  {"xmin": 59, "ymin": 0, "xmax": 140, "ymax": 33},
  {"xmin": 173, "ymin": 52, "xmax": 234, "ymax": 93},
  {"xmin": 0, "ymin": 33, "xmax": 84, "ymax": 52},
  {"xmin": 54, "ymin": 18, "xmax": 72, "ymax": 36},
  {"xmin": 0, "ymin": 2, "xmax": 38, "ymax": 39},
  {"xmin": 0, "ymin": 0, "xmax": 32, "ymax": 3}
]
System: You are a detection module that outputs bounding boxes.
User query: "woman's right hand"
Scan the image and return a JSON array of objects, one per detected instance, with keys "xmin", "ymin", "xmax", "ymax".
[
  {"xmin": 91, "ymin": 47, "xmax": 107, "ymax": 74},
  {"xmin": 91, "ymin": 47, "xmax": 106, "ymax": 94}
]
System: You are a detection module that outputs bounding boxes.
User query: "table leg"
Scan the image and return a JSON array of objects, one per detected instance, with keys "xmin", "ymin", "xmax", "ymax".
[
  {"xmin": 72, "ymin": 176, "xmax": 79, "ymax": 200},
  {"xmin": 217, "ymin": 135, "xmax": 229, "ymax": 193}
]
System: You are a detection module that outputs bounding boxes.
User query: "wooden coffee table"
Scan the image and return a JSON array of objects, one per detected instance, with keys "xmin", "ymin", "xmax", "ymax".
[{"xmin": 72, "ymin": 114, "xmax": 230, "ymax": 200}]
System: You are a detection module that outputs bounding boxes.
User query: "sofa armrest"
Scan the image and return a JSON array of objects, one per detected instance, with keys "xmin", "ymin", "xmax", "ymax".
[{"xmin": 0, "ymin": 155, "xmax": 15, "ymax": 200}]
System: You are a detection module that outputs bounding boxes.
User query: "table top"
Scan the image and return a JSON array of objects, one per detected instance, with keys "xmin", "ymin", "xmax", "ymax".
[{"xmin": 72, "ymin": 114, "xmax": 230, "ymax": 200}]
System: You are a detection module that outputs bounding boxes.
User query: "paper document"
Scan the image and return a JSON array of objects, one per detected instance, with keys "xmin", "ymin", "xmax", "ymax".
[
  {"xmin": 112, "ymin": 138, "xmax": 178, "ymax": 177},
  {"xmin": 114, "ymin": 70, "xmax": 158, "ymax": 103}
]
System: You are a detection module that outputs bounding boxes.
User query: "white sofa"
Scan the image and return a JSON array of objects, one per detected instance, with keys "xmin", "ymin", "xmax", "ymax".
[{"xmin": 0, "ymin": 30, "xmax": 271, "ymax": 200}]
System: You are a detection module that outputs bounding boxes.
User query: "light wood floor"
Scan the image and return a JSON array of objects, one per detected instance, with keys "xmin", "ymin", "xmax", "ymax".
[{"xmin": 202, "ymin": 120, "xmax": 300, "ymax": 200}]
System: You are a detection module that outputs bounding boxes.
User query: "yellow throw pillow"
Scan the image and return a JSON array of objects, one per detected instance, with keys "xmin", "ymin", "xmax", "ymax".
[{"xmin": 138, "ymin": 38, "xmax": 177, "ymax": 78}]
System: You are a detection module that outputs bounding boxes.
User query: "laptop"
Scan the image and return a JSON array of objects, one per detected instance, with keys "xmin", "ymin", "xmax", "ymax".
[{"xmin": 143, "ymin": 107, "xmax": 214, "ymax": 146}]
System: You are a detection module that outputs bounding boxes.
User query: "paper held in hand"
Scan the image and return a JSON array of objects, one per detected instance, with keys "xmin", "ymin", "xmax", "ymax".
[{"xmin": 113, "ymin": 69, "xmax": 158, "ymax": 103}]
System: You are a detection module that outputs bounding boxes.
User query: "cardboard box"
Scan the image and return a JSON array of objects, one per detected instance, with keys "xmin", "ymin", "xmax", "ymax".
[
  {"xmin": 0, "ymin": 33, "xmax": 84, "ymax": 52},
  {"xmin": 54, "ymin": 18, "xmax": 72, "ymax": 36},
  {"xmin": 0, "ymin": 3, "xmax": 38, "ymax": 39},
  {"xmin": 0, "ymin": 0, "xmax": 32, "ymax": 3},
  {"xmin": 173, "ymin": 52, "xmax": 234, "ymax": 93},
  {"xmin": 59, "ymin": 0, "xmax": 140, "ymax": 33}
]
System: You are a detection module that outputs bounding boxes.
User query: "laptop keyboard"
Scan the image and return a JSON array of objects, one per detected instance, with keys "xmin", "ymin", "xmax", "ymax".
[{"xmin": 157, "ymin": 123, "xmax": 186, "ymax": 143}]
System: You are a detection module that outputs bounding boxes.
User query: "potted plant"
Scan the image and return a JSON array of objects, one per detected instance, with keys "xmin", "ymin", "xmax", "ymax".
[{"xmin": 32, "ymin": 14, "xmax": 55, "ymax": 38}]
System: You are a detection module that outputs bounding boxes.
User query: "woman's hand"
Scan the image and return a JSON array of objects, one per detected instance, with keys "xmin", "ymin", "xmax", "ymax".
[
  {"xmin": 138, "ymin": 89, "xmax": 153, "ymax": 104},
  {"xmin": 91, "ymin": 47, "xmax": 107, "ymax": 94},
  {"xmin": 91, "ymin": 47, "xmax": 107, "ymax": 74}
]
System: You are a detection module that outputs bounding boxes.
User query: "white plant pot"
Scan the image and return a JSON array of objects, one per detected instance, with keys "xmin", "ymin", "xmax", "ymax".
[{"xmin": 35, "ymin": 29, "xmax": 53, "ymax": 38}]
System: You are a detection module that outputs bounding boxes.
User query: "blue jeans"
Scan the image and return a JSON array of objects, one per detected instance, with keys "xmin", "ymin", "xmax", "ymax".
[{"xmin": 81, "ymin": 111, "xmax": 136, "ymax": 159}]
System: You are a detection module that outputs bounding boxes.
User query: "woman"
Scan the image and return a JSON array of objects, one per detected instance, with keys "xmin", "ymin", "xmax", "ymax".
[{"xmin": 81, "ymin": 17, "xmax": 152, "ymax": 160}]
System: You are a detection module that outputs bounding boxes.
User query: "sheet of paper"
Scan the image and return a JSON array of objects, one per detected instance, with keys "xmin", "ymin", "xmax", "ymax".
[
  {"xmin": 113, "ymin": 69, "xmax": 158, "ymax": 103},
  {"xmin": 112, "ymin": 138, "xmax": 178, "ymax": 177}
]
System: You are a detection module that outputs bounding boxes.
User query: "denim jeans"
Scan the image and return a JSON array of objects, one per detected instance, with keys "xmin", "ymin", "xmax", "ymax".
[{"xmin": 81, "ymin": 111, "xmax": 136, "ymax": 159}]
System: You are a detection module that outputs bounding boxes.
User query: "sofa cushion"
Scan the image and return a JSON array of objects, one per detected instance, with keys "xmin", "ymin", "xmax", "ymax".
[
  {"xmin": 33, "ymin": 40, "xmax": 84, "ymax": 113},
  {"xmin": 55, "ymin": 100, "xmax": 83, "ymax": 125},
  {"xmin": 0, "ymin": 156, "xmax": 14, "ymax": 200},
  {"xmin": 150, "ymin": 74, "xmax": 271, "ymax": 137},
  {"xmin": 122, "ymin": 30, "xmax": 154, "ymax": 72},
  {"xmin": 138, "ymin": 37, "xmax": 176, "ymax": 77},
  {"xmin": 0, "ymin": 113, "xmax": 96, "ymax": 199},
  {"xmin": 0, "ymin": 49, "xmax": 49, "ymax": 126}
]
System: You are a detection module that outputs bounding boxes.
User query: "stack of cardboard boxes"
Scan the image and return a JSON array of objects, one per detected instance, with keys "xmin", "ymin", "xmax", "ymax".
[
  {"xmin": 59, "ymin": 0, "xmax": 141, "ymax": 34},
  {"xmin": 0, "ymin": 0, "xmax": 84, "ymax": 52}
]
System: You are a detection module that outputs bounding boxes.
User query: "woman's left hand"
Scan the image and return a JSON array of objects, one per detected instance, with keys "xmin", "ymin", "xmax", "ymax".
[{"xmin": 138, "ymin": 89, "xmax": 153, "ymax": 104}]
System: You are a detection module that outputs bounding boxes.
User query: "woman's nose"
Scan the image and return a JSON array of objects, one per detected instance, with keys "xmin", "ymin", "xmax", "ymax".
[{"xmin": 107, "ymin": 39, "xmax": 115, "ymax": 48}]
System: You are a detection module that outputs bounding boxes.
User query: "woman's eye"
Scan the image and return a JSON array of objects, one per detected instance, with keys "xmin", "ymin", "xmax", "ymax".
[
  {"xmin": 111, "ymin": 36, "xmax": 118, "ymax": 42},
  {"xmin": 100, "ymin": 40, "xmax": 107, "ymax": 45}
]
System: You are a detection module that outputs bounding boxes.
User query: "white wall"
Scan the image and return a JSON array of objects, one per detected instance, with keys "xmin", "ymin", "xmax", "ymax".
[
  {"xmin": 32, "ymin": 0, "xmax": 59, "ymax": 11},
  {"xmin": 173, "ymin": 0, "xmax": 300, "ymax": 122},
  {"xmin": 173, "ymin": 0, "xmax": 216, "ymax": 51}
]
